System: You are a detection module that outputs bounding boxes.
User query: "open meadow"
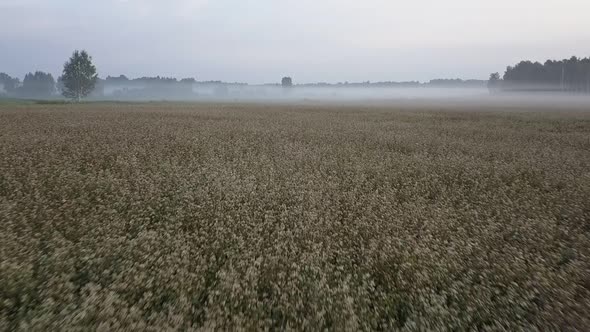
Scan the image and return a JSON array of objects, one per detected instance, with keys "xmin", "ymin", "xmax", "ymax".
[{"xmin": 0, "ymin": 101, "xmax": 589, "ymax": 330}]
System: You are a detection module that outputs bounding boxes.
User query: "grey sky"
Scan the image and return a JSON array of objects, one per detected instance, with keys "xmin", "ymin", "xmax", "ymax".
[{"xmin": 1, "ymin": 0, "xmax": 589, "ymax": 83}]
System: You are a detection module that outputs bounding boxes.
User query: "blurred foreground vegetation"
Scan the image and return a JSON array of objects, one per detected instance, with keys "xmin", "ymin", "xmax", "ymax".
[{"xmin": 0, "ymin": 102, "xmax": 589, "ymax": 330}]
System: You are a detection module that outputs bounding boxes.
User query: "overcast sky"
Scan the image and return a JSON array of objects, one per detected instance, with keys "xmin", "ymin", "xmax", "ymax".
[{"xmin": 1, "ymin": 0, "xmax": 589, "ymax": 83}]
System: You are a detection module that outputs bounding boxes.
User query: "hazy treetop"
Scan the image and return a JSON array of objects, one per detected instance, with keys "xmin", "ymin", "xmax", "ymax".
[{"xmin": 1, "ymin": 0, "xmax": 589, "ymax": 83}]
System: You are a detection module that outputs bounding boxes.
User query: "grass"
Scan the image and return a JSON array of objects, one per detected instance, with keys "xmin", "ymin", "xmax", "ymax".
[{"xmin": 0, "ymin": 102, "xmax": 589, "ymax": 330}]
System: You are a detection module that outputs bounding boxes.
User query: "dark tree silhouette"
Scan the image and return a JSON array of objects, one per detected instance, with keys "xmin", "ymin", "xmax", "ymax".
[
  {"xmin": 60, "ymin": 50, "xmax": 98, "ymax": 101},
  {"xmin": 180, "ymin": 78, "xmax": 196, "ymax": 84},
  {"xmin": 487, "ymin": 72, "xmax": 501, "ymax": 94},
  {"xmin": 20, "ymin": 71, "xmax": 55, "ymax": 97},
  {"xmin": 501, "ymin": 56, "xmax": 590, "ymax": 93},
  {"xmin": 0, "ymin": 73, "xmax": 20, "ymax": 95},
  {"xmin": 281, "ymin": 77, "xmax": 293, "ymax": 87}
]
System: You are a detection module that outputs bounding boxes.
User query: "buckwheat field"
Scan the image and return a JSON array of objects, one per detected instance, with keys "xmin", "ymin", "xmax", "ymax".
[{"xmin": 0, "ymin": 102, "xmax": 589, "ymax": 331}]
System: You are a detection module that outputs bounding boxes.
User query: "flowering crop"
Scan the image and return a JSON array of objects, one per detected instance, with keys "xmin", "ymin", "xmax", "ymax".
[{"xmin": 0, "ymin": 102, "xmax": 589, "ymax": 330}]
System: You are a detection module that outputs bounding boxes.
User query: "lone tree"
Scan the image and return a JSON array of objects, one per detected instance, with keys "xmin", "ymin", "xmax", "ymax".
[
  {"xmin": 281, "ymin": 76, "xmax": 293, "ymax": 87},
  {"xmin": 60, "ymin": 50, "xmax": 98, "ymax": 101},
  {"xmin": 487, "ymin": 72, "xmax": 501, "ymax": 95}
]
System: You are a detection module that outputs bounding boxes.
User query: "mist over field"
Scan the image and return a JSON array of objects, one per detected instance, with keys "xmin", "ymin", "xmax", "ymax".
[{"xmin": 104, "ymin": 84, "xmax": 490, "ymax": 102}]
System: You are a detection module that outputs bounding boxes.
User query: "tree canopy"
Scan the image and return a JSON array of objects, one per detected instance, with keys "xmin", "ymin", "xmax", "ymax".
[
  {"xmin": 21, "ymin": 71, "xmax": 55, "ymax": 97},
  {"xmin": 499, "ymin": 56, "xmax": 590, "ymax": 93},
  {"xmin": 60, "ymin": 50, "xmax": 98, "ymax": 101},
  {"xmin": 0, "ymin": 73, "xmax": 20, "ymax": 94},
  {"xmin": 281, "ymin": 77, "xmax": 293, "ymax": 87}
]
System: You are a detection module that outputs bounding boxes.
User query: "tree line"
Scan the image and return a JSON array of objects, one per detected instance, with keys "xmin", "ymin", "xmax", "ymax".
[
  {"xmin": 0, "ymin": 50, "xmax": 97, "ymax": 100},
  {"xmin": 489, "ymin": 56, "xmax": 590, "ymax": 94},
  {"xmin": 102, "ymin": 75, "xmax": 196, "ymax": 99},
  {"xmin": 0, "ymin": 71, "xmax": 56, "ymax": 98},
  {"xmin": 0, "ymin": 50, "xmax": 220, "ymax": 101},
  {"xmin": 4, "ymin": 51, "xmax": 590, "ymax": 100}
]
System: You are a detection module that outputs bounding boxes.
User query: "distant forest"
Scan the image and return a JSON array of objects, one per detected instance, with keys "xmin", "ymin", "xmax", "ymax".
[
  {"xmin": 2, "ymin": 56, "xmax": 590, "ymax": 100},
  {"xmin": 490, "ymin": 56, "xmax": 590, "ymax": 93},
  {"xmin": 0, "ymin": 72, "xmax": 486, "ymax": 100}
]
